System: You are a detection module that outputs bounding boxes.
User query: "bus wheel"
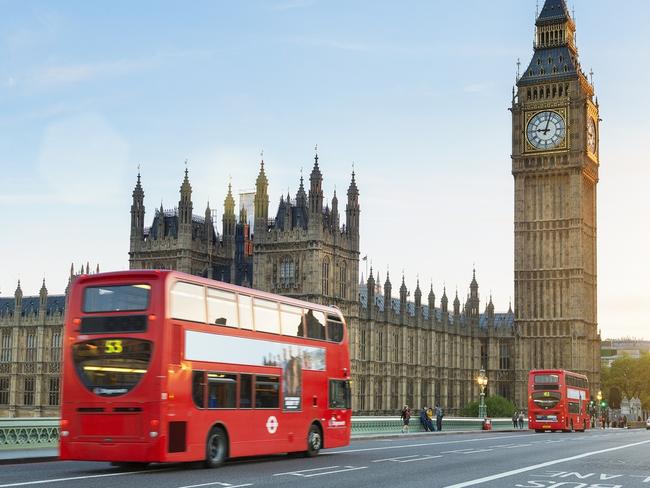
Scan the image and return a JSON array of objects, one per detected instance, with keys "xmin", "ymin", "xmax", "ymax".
[
  {"xmin": 534, "ymin": 429, "xmax": 543, "ymax": 433},
  {"xmin": 570, "ymin": 421, "xmax": 574, "ymax": 432},
  {"xmin": 204, "ymin": 426, "xmax": 228, "ymax": 468},
  {"xmin": 305, "ymin": 424, "xmax": 322, "ymax": 457}
]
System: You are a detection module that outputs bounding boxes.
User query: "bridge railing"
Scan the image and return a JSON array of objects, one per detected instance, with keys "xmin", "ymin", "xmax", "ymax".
[{"xmin": 0, "ymin": 416, "xmax": 525, "ymax": 451}]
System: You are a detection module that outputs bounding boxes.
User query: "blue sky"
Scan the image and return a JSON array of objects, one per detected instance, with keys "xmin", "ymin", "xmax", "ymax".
[{"xmin": 1, "ymin": 1, "xmax": 649, "ymax": 339}]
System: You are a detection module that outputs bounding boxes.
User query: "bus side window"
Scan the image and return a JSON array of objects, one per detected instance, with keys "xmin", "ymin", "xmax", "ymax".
[
  {"xmin": 207, "ymin": 373, "xmax": 236, "ymax": 409},
  {"xmin": 192, "ymin": 371, "xmax": 205, "ymax": 408},
  {"xmin": 171, "ymin": 282, "xmax": 206, "ymax": 323},
  {"xmin": 253, "ymin": 299, "xmax": 280, "ymax": 334},
  {"xmin": 239, "ymin": 374, "xmax": 252, "ymax": 408},
  {"xmin": 207, "ymin": 288, "xmax": 237, "ymax": 327},
  {"xmin": 326, "ymin": 315, "xmax": 344, "ymax": 343},
  {"xmin": 329, "ymin": 380, "xmax": 351, "ymax": 409},
  {"xmin": 305, "ymin": 310, "xmax": 326, "ymax": 340},
  {"xmin": 255, "ymin": 375, "xmax": 279, "ymax": 408},
  {"xmin": 280, "ymin": 304, "xmax": 304, "ymax": 337},
  {"xmin": 238, "ymin": 294, "xmax": 254, "ymax": 330}
]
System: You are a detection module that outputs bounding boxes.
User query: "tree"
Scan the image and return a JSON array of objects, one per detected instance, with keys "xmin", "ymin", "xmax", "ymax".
[{"xmin": 461, "ymin": 395, "xmax": 515, "ymax": 418}]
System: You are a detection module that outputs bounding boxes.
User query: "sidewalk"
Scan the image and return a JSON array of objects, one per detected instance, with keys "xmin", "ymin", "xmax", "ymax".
[
  {"xmin": 353, "ymin": 428, "xmax": 524, "ymax": 441},
  {"xmin": 0, "ymin": 448, "xmax": 58, "ymax": 464}
]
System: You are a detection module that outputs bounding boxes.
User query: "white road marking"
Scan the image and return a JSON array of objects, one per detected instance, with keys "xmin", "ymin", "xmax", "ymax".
[
  {"xmin": 0, "ymin": 468, "xmax": 172, "ymax": 488},
  {"xmin": 273, "ymin": 465, "xmax": 367, "ymax": 477},
  {"xmin": 442, "ymin": 438, "xmax": 650, "ymax": 488},
  {"xmin": 302, "ymin": 466, "xmax": 367, "ymax": 477},
  {"xmin": 175, "ymin": 482, "xmax": 253, "ymax": 488},
  {"xmin": 334, "ymin": 433, "xmax": 540, "ymax": 454},
  {"xmin": 372, "ymin": 455, "xmax": 420, "ymax": 462},
  {"xmin": 399, "ymin": 455, "xmax": 443, "ymax": 463}
]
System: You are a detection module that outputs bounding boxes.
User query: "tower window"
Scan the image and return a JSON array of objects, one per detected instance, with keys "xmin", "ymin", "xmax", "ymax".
[{"xmin": 322, "ymin": 259, "xmax": 330, "ymax": 295}]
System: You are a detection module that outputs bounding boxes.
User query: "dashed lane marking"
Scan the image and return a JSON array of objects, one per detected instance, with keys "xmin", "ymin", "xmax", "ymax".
[
  {"xmin": 176, "ymin": 483, "xmax": 253, "ymax": 488},
  {"xmin": 373, "ymin": 454, "xmax": 443, "ymax": 463}
]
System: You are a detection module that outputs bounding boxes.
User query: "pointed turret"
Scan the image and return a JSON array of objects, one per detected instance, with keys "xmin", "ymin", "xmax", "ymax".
[
  {"xmin": 468, "ymin": 268, "xmax": 480, "ymax": 319},
  {"xmin": 296, "ymin": 173, "xmax": 307, "ymax": 208},
  {"xmin": 399, "ymin": 274, "xmax": 408, "ymax": 320},
  {"xmin": 39, "ymin": 278, "xmax": 48, "ymax": 310},
  {"xmin": 308, "ymin": 149, "xmax": 323, "ymax": 217},
  {"xmin": 384, "ymin": 271, "xmax": 392, "ymax": 320},
  {"xmin": 331, "ymin": 190, "xmax": 339, "ymax": 230},
  {"xmin": 14, "ymin": 280, "xmax": 23, "ymax": 312},
  {"xmin": 487, "ymin": 294, "xmax": 495, "ymax": 320},
  {"xmin": 414, "ymin": 279, "xmax": 422, "ymax": 309},
  {"xmin": 239, "ymin": 205, "xmax": 248, "ymax": 225},
  {"xmin": 178, "ymin": 167, "xmax": 193, "ymax": 226},
  {"xmin": 254, "ymin": 158, "xmax": 269, "ymax": 234},
  {"xmin": 346, "ymin": 169, "xmax": 359, "ymax": 241},
  {"xmin": 205, "ymin": 202, "xmax": 213, "ymax": 243},
  {"xmin": 453, "ymin": 289, "xmax": 460, "ymax": 318},
  {"xmin": 428, "ymin": 284, "xmax": 435, "ymax": 314},
  {"xmin": 223, "ymin": 183, "xmax": 236, "ymax": 237},
  {"xmin": 366, "ymin": 267, "xmax": 375, "ymax": 316},
  {"xmin": 518, "ymin": 0, "xmax": 588, "ymax": 92},
  {"xmin": 130, "ymin": 171, "xmax": 145, "ymax": 253}
]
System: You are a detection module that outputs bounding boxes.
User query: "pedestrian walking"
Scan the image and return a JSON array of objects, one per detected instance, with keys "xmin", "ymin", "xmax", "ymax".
[
  {"xmin": 512, "ymin": 411, "xmax": 518, "ymax": 429},
  {"xmin": 518, "ymin": 411, "xmax": 525, "ymax": 429},
  {"xmin": 400, "ymin": 405, "xmax": 411, "ymax": 433},
  {"xmin": 435, "ymin": 404, "xmax": 444, "ymax": 432}
]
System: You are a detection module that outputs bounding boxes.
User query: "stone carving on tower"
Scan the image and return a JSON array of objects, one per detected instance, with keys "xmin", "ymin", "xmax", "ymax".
[{"xmin": 511, "ymin": 0, "xmax": 600, "ymax": 406}]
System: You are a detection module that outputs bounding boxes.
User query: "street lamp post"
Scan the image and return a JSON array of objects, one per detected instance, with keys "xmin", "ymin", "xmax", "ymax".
[
  {"xmin": 477, "ymin": 368, "xmax": 488, "ymax": 419},
  {"xmin": 596, "ymin": 390, "xmax": 603, "ymax": 428}
]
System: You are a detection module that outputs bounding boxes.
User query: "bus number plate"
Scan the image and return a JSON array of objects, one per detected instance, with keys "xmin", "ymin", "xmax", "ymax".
[{"xmin": 105, "ymin": 340, "xmax": 123, "ymax": 354}]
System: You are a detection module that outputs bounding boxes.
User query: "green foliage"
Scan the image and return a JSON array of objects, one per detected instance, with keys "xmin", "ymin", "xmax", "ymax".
[
  {"xmin": 460, "ymin": 395, "xmax": 516, "ymax": 418},
  {"xmin": 601, "ymin": 353, "xmax": 650, "ymax": 408}
]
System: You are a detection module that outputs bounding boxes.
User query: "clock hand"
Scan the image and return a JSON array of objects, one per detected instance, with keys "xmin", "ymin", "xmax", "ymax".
[{"xmin": 543, "ymin": 114, "xmax": 551, "ymax": 134}]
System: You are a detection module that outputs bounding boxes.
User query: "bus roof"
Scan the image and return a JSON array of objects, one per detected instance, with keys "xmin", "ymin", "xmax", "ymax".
[
  {"xmin": 529, "ymin": 369, "xmax": 588, "ymax": 380},
  {"xmin": 73, "ymin": 269, "xmax": 344, "ymax": 319}
]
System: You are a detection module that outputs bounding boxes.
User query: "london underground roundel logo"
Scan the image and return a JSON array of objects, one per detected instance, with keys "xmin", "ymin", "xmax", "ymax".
[{"xmin": 266, "ymin": 415, "xmax": 279, "ymax": 434}]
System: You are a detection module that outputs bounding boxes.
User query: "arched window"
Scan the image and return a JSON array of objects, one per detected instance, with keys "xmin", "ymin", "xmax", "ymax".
[
  {"xmin": 280, "ymin": 257, "xmax": 295, "ymax": 287},
  {"xmin": 322, "ymin": 259, "xmax": 330, "ymax": 295},
  {"xmin": 339, "ymin": 261, "xmax": 347, "ymax": 299}
]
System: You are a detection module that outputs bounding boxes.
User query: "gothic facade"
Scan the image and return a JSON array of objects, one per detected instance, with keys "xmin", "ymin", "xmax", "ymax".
[
  {"xmin": 0, "ymin": 264, "xmax": 95, "ymax": 417},
  {"xmin": 511, "ymin": 0, "xmax": 601, "ymax": 406},
  {"xmin": 0, "ymin": 0, "xmax": 600, "ymax": 418}
]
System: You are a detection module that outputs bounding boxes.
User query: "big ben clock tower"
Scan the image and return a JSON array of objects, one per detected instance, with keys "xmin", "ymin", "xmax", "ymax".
[{"xmin": 511, "ymin": 0, "xmax": 600, "ymax": 407}]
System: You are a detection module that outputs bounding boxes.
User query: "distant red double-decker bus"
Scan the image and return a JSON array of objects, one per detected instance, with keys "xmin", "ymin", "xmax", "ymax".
[
  {"xmin": 60, "ymin": 270, "xmax": 351, "ymax": 466},
  {"xmin": 528, "ymin": 369, "xmax": 590, "ymax": 432}
]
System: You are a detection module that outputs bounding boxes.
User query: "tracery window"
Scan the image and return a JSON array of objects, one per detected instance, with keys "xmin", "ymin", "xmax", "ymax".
[
  {"xmin": 339, "ymin": 261, "xmax": 347, "ymax": 299},
  {"xmin": 322, "ymin": 259, "xmax": 330, "ymax": 295},
  {"xmin": 279, "ymin": 257, "xmax": 295, "ymax": 287}
]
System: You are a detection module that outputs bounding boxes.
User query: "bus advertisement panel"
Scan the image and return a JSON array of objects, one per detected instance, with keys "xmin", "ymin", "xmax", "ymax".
[
  {"xmin": 528, "ymin": 369, "xmax": 591, "ymax": 433},
  {"xmin": 60, "ymin": 270, "xmax": 351, "ymax": 467}
]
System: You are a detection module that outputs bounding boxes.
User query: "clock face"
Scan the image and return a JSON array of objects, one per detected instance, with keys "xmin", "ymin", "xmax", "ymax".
[
  {"xmin": 526, "ymin": 111, "xmax": 566, "ymax": 150},
  {"xmin": 587, "ymin": 117, "xmax": 597, "ymax": 153}
]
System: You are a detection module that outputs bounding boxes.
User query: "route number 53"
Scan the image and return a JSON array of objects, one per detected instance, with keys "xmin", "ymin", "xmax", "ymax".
[{"xmin": 105, "ymin": 340, "xmax": 123, "ymax": 354}]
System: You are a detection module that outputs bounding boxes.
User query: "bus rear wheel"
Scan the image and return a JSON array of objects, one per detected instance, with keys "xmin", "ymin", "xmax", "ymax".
[
  {"xmin": 305, "ymin": 424, "xmax": 322, "ymax": 457},
  {"xmin": 204, "ymin": 426, "xmax": 228, "ymax": 468}
]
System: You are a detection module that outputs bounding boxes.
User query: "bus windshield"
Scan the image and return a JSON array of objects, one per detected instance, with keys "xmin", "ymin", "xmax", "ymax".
[
  {"xmin": 72, "ymin": 339, "xmax": 152, "ymax": 396},
  {"xmin": 83, "ymin": 284, "xmax": 151, "ymax": 313}
]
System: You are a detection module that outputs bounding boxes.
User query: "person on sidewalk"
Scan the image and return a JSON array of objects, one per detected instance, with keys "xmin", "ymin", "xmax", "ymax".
[
  {"xmin": 512, "ymin": 411, "xmax": 518, "ymax": 428},
  {"xmin": 518, "ymin": 411, "xmax": 525, "ymax": 429},
  {"xmin": 427, "ymin": 406, "xmax": 436, "ymax": 431},
  {"xmin": 400, "ymin": 405, "xmax": 411, "ymax": 433},
  {"xmin": 435, "ymin": 404, "xmax": 444, "ymax": 432},
  {"xmin": 419, "ymin": 407, "xmax": 432, "ymax": 432}
]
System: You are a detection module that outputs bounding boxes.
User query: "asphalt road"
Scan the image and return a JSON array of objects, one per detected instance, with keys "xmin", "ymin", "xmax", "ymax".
[{"xmin": 2, "ymin": 429, "xmax": 650, "ymax": 488}]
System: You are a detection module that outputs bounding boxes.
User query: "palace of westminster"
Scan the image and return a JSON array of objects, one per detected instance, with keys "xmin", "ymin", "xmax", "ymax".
[{"xmin": 0, "ymin": 0, "xmax": 601, "ymax": 417}]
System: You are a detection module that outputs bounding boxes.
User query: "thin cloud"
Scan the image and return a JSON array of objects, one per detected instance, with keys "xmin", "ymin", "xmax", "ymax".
[{"xmin": 35, "ymin": 58, "xmax": 157, "ymax": 85}]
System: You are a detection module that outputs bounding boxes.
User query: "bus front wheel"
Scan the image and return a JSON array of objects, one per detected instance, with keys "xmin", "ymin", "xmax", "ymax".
[
  {"xmin": 305, "ymin": 424, "xmax": 322, "ymax": 457},
  {"xmin": 204, "ymin": 426, "xmax": 228, "ymax": 468}
]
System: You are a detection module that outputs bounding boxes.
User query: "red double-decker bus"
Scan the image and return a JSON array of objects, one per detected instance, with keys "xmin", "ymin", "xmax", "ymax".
[
  {"xmin": 528, "ymin": 369, "xmax": 590, "ymax": 433},
  {"xmin": 60, "ymin": 270, "xmax": 351, "ymax": 467}
]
